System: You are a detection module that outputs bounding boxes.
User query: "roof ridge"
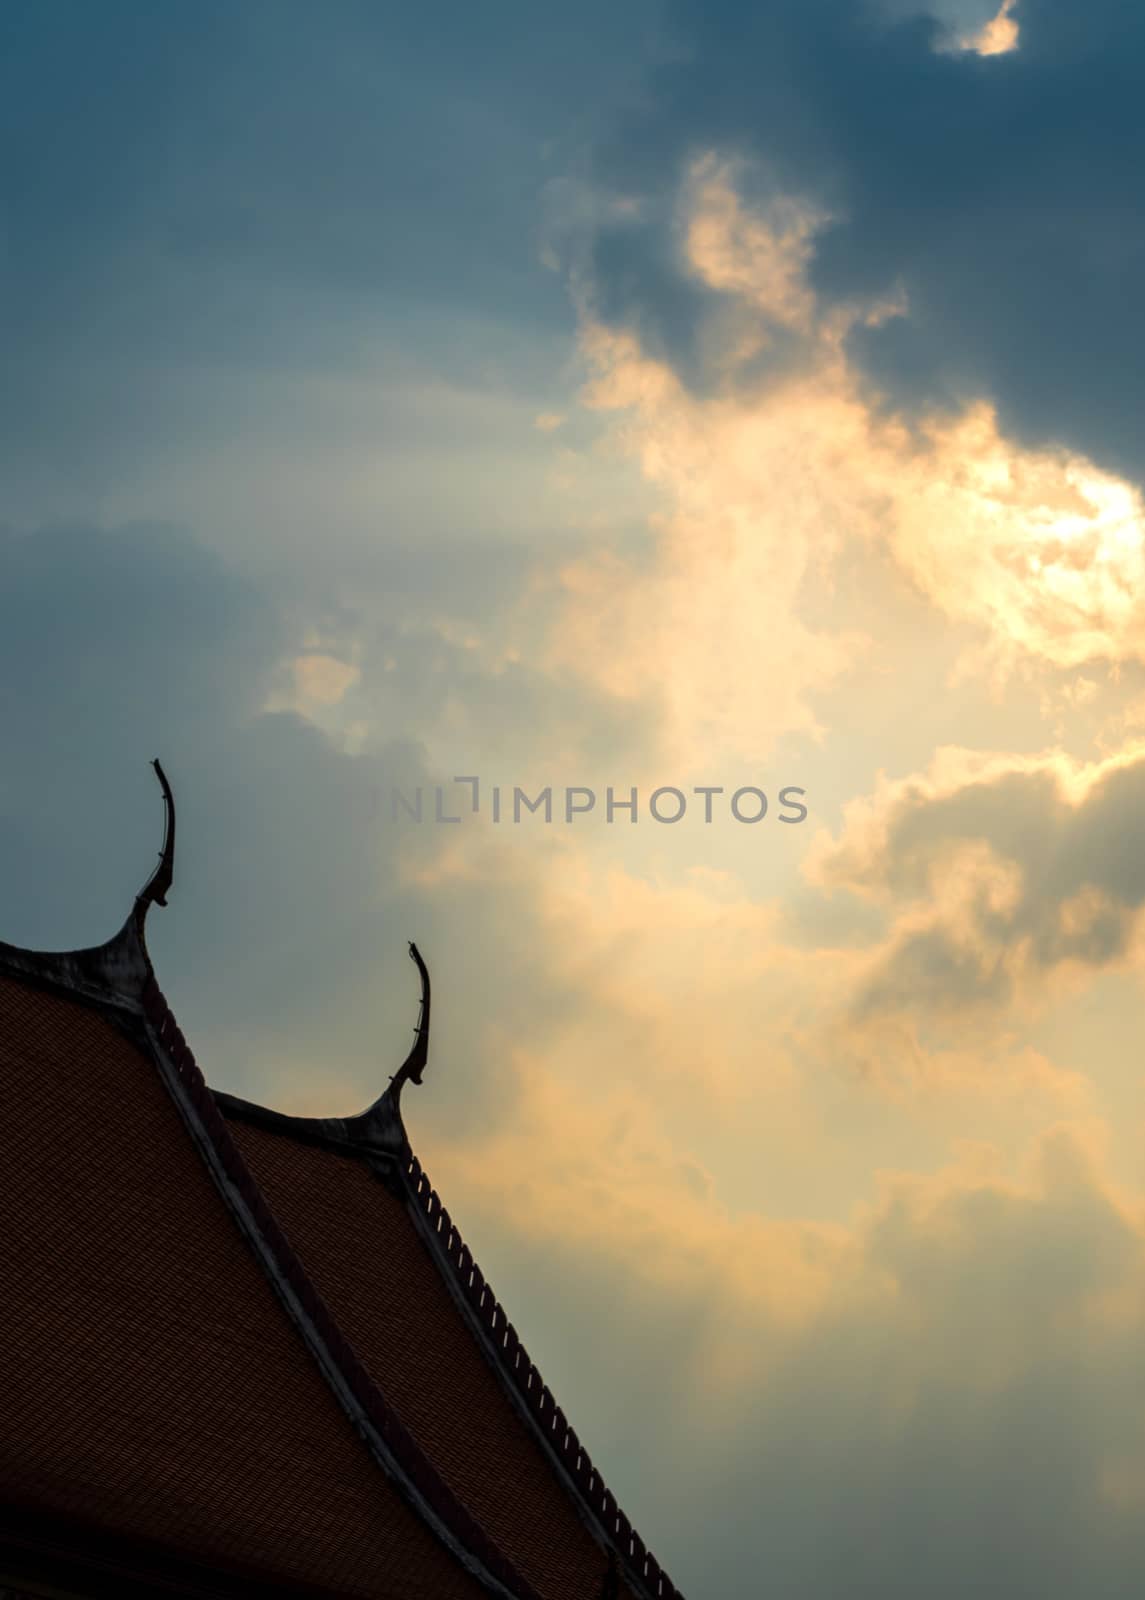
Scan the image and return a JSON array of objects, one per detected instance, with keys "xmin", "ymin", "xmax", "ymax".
[
  {"xmin": 399, "ymin": 1148, "xmax": 683, "ymax": 1600},
  {"xmin": 138, "ymin": 975, "xmax": 547, "ymax": 1600}
]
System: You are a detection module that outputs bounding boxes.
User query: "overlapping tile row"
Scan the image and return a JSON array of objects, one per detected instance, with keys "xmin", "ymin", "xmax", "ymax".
[
  {"xmin": 140, "ymin": 975, "xmax": 544, "ymax": 1600},
  {"xmin": 0, "ymin": 973, "xmax": 487, "ymax": 1598},
  {"xmin": 402, "ymin": 1151, "xmax": 683, "ymax": 1600}
]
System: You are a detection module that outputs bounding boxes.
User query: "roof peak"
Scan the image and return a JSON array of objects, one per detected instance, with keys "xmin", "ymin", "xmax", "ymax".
[
  {"xmin": 135, "ymin": 758, "xmax": 176, "ymax": 922},
  {"xmin": 341, "ymin": 939, "xmax": 431, "ymax": 1149},
  {"xmin": 223, "ymin": 942, "xmax": 434, "ymax": 1159},
  {"xmin": 0, "ymin": 759, "xmax": 176, "ymax": 1013}
]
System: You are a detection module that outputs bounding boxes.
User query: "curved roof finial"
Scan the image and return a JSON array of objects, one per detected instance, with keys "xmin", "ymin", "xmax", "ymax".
[
  {"xmin": 341, "ymin": 942, "xmax": 432, "ymax": 1145},
  {"xmin": 136, "ymin": 759, "xmax": 176, "ymax": 918},
  {"xmin": 389, "ymin": 941, "xmax": 430, "ymax": 1101}
]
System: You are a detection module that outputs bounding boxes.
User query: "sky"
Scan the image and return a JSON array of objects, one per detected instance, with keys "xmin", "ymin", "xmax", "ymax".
[{"xmin": 5, "ymin": 0, "xmax": 1145, "ymax": 1593}]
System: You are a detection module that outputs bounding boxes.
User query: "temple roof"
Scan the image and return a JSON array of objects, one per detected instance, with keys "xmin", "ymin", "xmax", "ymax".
[{"xmin": 0, "ymin": 765, "xmax": 683, "ymax": 1600}]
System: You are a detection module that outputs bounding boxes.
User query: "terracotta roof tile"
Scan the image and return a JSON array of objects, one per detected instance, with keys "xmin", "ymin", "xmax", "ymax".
[
  {"xmin": 0, "ymin": 974, "xmax": 491, "ymax": 1599},
  {"xmin": 227, "ymin": 1117, "xmax": 644, "ymax": 1600}
]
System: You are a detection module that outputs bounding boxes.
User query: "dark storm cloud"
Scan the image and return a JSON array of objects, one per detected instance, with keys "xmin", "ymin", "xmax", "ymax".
[
  {"xmin": 1, "ymin": 0, "xmax": 659, "ymax": 342},
  {"xmin": 584, "ymin": 0, "xmax": 1145, "ymax": 479},
  {"xmin": 0, "ymin": 0, "xmax": 660, "ymax": 491},
  {"xmin": 813, "ymin": 750, "xmax": 1145, "ymax": 1018}
]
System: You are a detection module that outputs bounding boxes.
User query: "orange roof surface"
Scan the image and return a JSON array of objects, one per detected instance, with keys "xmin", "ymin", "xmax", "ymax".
[
  {"xmin": 225, "ymin": 1114, "xmax": 644, "ymax": 1600},
  {"xmin": 0, "ymin": 973, "xmax": 492, "ymax": 1599}
]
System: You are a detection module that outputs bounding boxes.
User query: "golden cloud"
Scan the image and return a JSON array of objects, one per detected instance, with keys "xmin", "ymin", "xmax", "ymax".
[
  {"xmin": 549, "ymin": 153, "xmax": 1145, "ymax": 784},
  {"xmin": 806, "ymin": 743, "xmax": 1145, "ymax": 1034}
]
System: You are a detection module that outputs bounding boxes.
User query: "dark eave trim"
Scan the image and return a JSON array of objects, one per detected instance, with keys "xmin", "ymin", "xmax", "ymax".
[
  {"xmin": 138, "ymin": 978, "xmax": 545, "ymax": 1600},
  {"xmin": 395, "ymin": 1150, "xmax": 684, "ymax": 1600}
]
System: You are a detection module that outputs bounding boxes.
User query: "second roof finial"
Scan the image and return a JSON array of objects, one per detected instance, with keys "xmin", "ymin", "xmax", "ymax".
[
  {"xmin": 136, "ymin": 759, "xmax": 176, "ymax": 918},
  {"xmin": 389, "ymin": 941, "xmax": 430, "ymax": 1099}
]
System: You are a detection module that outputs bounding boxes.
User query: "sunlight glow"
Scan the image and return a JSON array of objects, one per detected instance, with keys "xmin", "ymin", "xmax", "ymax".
[
  {"xmin": 972, "ymin": 0, "xmax": 1020, "ymax": 56},
  {"xmin": 884, "ymin": 405, "xmax": 1145, "ymax": 667}
]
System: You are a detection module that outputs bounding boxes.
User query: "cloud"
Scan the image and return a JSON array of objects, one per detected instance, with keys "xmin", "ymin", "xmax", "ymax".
[
  {"xmin": 541, "ymin": 299, "xmax": 872, "ymax": 765},
  {"xmin": 970, "ymin": 0, "xmax": 1021, "ymax": 55},
  {"xmin": 0, "ymin": 0, "xmax": 662, "ymax": 521},
  {"xmin": 876, "ymin": 0, "xmax": 1020, "ymax": 55},
  {"xmin": 547, "ymin": 153, "xmax": 1145, "ymax": 697},
  {"xmin": 428, "ymin": 1089, "xmax": 1145, "ymax": 1598},
  {"xmin": 876, "ymin": 405, "xmax": 1145, "ymax": 669},
  {"xmin": 287, "ymin": 652, "xmax": 361, "ymax": 709},
  {"xmin": 578, "ymin": 0, "xmax": 1145, "ymax": 489},
  {"xmin": 806, "ymin": 744, "xmax": 1145, "ymax": 1029}
]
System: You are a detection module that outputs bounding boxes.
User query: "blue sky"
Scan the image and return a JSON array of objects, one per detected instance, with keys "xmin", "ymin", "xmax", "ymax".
[{"xmin": 6, "ymin": 3, "xmax": 1145, "ymax": 1595}]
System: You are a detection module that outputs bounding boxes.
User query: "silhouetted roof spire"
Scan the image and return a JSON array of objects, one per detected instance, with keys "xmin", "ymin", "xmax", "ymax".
[
  {"xmin": 391, "ymin": 940, "xmax": 431, "ymax": 1098},
  {"xmin": 135, "ymin": 758, "xmax": 175, "ymax": 921},
  {"xmin": 336, "ymin": 941, "xmax": 431, "ymax": 1153}
]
